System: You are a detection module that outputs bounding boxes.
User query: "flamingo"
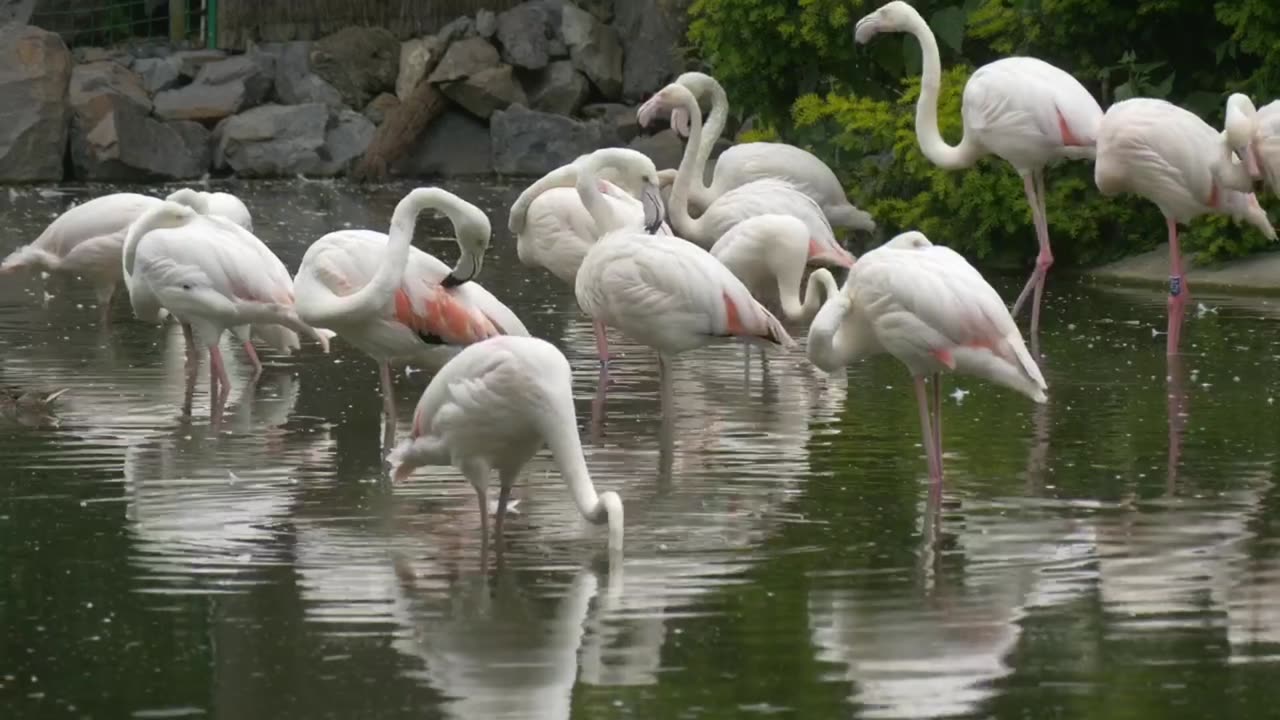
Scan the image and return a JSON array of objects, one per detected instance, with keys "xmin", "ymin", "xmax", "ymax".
[
  {"xmin": 294, "ymin": 187, "xmax": 524, "ymax": 421},
  {"xmin": 638, "ymin": 82, "xmax": 868, "ymax": 256},
  {"xmin": 508, "ymin": 148, "xmax": 668, "ymax": 365},
  {"xmin": 807, "ymin": 231, "xmax": 1047, "ymax": 483},
  {"xmin": 568, "ymin": 148, "xmax": 794, "ymax": 406},
  {"xmin": 164, "ymin": 188, "xmax": 254, "ymax": 232},
  {"xmin": 854, "ymin": 0, "xmax": 1103, "ymax": 337},
  {"xmin": 121, "ymin": 201, "xmax": 327, "ymax": 402},
  {"xmin": 1094, "ymin": 98, "xmax": 1274, "ymax": 355},
  {"xmin": 1, "ymin": 191, "xmax": 254, "ymax": 324},
  {"xmin": 658, "ymin": 71, "xmax": 874, "ymax": 229},
  {"xmin": 388, "ymin": 335, "xmax": 624, "ymax": 553},
  {"xmin": 1223, "ymin": 93, "xmax": 1280, "ymax": 194},
  {"xmin": 710, "ymin": 214, "xmax": 845, "ymax": 323}
]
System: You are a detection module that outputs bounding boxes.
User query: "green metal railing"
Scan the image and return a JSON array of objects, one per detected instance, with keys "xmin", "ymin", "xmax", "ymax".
[{"xmin": 31, "ymin": 0, "xmax": 215, "ymax": 48}]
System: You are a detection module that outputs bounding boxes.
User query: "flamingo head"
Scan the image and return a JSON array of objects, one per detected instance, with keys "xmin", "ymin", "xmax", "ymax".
[
  {"xmin": 1225, "ymin": 93, "xmax": 1262, "ymax": 180},
  {"xmin": 854, "ymin": 1, "xmax": 917, "ymax": 44},
  {"xmin": 636, "ymin": 83, "xmax": 697, "ymax": 129},
  {"xmin": 576, "ymin": 148, "xmax": 666, "ymax": 234},
  {"xmin": 883, "ymin": 231, "xmax": 933, "ymax": 250}
]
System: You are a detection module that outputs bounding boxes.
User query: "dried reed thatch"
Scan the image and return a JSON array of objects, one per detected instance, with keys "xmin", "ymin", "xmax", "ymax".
[{"xmin": 217, "ymin": 0, "xmax": 524, "ymax": 48}]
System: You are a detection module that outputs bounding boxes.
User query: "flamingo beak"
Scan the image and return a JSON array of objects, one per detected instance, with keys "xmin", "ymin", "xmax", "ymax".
[
  {"xmin": 854, "ymin": 15, "xmax": 880, "ymax": 44},
  {"xmin": 642, "ymin": 182, "xmax": 665, "ymax": 234},
  {"xmin": 1244, "ymin": 144, "xmax": 1263, "ymax": 181},
  {"xmin": 808, "ymin": 238, "xmax": 856, "ymax": 269}
]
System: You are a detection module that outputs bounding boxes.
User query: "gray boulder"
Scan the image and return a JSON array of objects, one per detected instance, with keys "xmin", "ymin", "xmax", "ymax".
[
  {"xmin": 214, "ymin": 103, "xmax": 330, "ymax": 177},
  {"xmin": 396, "ymin": 36, "xmax": 442, "ymax": 100},
  {"xmin": 436, "ymin": 16, "xmax": 477, "ymax": 45},
  {"xmin": 195, "ymin": 54, "xmax": 274, "ymax": 108},
  {"xmin": 561, "ymin": 3, "xmax": 623, "ymax": 99},
  {"xmin": 68, "ymin": 61, "xmax": 151, "ymax": 130},
  {"xmin": 394, "ymin": 109, "xmax": 492, "ymax": 177},
  {"xmin": 495, "ymin": 1, "xmax": 559, "ymax": 70},
  {"xmin": 132, "ymin": 56, "xmax": 182, "ymax": 93},
  {"xmin": 171, "ymin": 49, "xmax": 227, "ymax": 79},
  {"xmin": 491, "ymin": 103, "xmax": 609, "ymax": 176},
  {"xmin": 443, "ymin": 65, "xmax": 527, "ymax": 120},
  {"xmin": 74, "ymin": 46, "xmax": 129, "ymax": 65},
  {"xmin": 0, "ymin": 26, "xmax": 72, "ymax": 182},
  {"xmin": 582, "ymin": 102, "xmax": 640, "ymax": 143},
  {"xmin": 528, "ymin": 60, "xmax": 590, "ymax": 116},
  {"xmin": 363, "ymin": 92, "xmax": 400, "ymax": 125},
  {"xmin": 310, "ymin": 26, "xmax": 399, "ymax": 109},
  {"xmin": 614, "ymin": 0, "xmax": 689, "ymax": 100},
  {"xmin": 72, "ymin": 103, "xmax": 209, "ymax": 180},
  {"xmin": 154, "ymin": 81, "xmax": 247, "ymax": 122},
  {"xmin": 429, "ymin": 37, "xmax": 499, "ymax": 84},
  {"xmin": 475, "ymin": 9, "xmax": 498, "ymax": 38},
  {"xmin": 254, "ymin": 42, "xmax": 343, "ymax": 107},
  {"xmin": 628, "ymin": 128, "xmax": 683, "ymax": 170},
  {"xmin": 317, "ymin": 109, "xmax": 375, "ymax": 175}
]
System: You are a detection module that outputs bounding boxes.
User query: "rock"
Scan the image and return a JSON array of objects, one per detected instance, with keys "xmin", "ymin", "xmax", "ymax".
[
  {"xmin": 71, "ymin": 103, "xmax": 209, "ymax": 180},
  {"xmin": 491, "ymin": 104, "xmax": 608, "ymax": 176},
  {"xmin": 214, "ymin": 103, "xmax": 330, "ymax": 177},
  {"xmin": 363, "ymin": 92, "xmax": 400, "ymax": 125},
  {"xmin": 317, "ymin": 109, "xmax": 375, "ymax": 175},
  {"xmin": 310, "ymin": 26, "xmax": 399, "ymax": 109},
  {"xmin": 255, "ymin": 42, "xmax": 343, "ymax": 107},
  {"xmin": 428, "ymin": 37, "xmax": 499, "ymax": 84},
  {"xmin": 394, "ymin": 109, "xmax": 492, "ymax": 177},
  {"xmin": 528, "ymin": 60, "xmax": 589, "ymax": 116},
  {"xmin": 561, "ymin": 3, "xmax": 623, "ymax": 99},
  {"xmin": 74, "ymin": 46, "xmax": 128, "ymax": 65},
  {"xmin": 628, "ymin": 128, "xmax": 684, "ymax": 170},
  {"xmin": 475, "ymin": 9, "xmax": 498, "ymax": 38},
  {"xmin": 582, "ymin": 102, "xmax": 640, "ymax": 143},
  {"xmin": 577, "ymin": 0, "xmax": 614, "ymax": 22},
  {"xmin": 171, "ymin": 49, "xmax": 226, "ymax": 79},
  {"xmin": 132, "ymin": 56, "xmax": 182, "ymax": 93},
  {"xmin": 0, "ymin": 26, "xmax": 72, "ymax": 182},
  {"xmin": 436, "ymin": 16, "xmax": 477, "ymax": 45},
  {"xmin": 195, "ymin": 55, "xmax": 274, "ymax": 108},
  {"xmin": 68, "ymin": 61, "xmax": 151, "ymax": 130},
  {"xmin": 396, "ymin": 36, "xmax": 442, "ymax": 100},
  {"xmin": 495, "ymin": 1, "xmax": 556, "ymax": 70},
  {"xmin": 442, "ymin": 64, "xmax": 527, "ymax": 120},
  {"xmin": 154, "ymin": 81, "xmax": 247, "ymax": 122},
  {"xmin": 613, "ymin": 0, "xmax": 689, "ymax": 100}
]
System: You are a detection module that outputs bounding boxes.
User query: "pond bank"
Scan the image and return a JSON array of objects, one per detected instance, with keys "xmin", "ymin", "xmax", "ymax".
[{"xmin": 1087, "ymin": 244, "xmax": 1280, "ymax": 296}]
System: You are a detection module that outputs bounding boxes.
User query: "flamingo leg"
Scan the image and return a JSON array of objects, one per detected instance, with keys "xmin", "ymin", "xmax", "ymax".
[
  {"xmin": 209, "ymin": 344, "xmax": 232, "ymax": 394},
  {"xmin": 1166, "ymin": 216, "xmax": 1190, "ymax": 356},
  {"xmin": 914, "ymin": 375, "xmax": 942, "ymax": 484},
  {"xmin": 494, "ymin": 481, "xmax": 512, "ymax": 542},
  {"xmin": 931, "ymin": 373, "xmax": 943, "ymax": 472},
  {"xmin": 96, "ymin": 284, "xmax": 114, "ymax": 327},
  {"xmin": 241, "ymin": 340, "xmax": 264, "ymax": 378},
  {"xmin": 658, "ymin": 354, "xmax": 674, "ymax": 418},
  {"xmin": 379, "ymin": 361, "xmax": 396, "ymax": 419},
  {"xmin": 475, "ymin": 485, "xmax": 489, "ymax": 558},
  {"xmin": 1012, "ymin": 171, "xmax": 1054, "ymax": 336},
  {"xmin": 593, "ymin": 320, "xmax": 610, "ymax": 367}
]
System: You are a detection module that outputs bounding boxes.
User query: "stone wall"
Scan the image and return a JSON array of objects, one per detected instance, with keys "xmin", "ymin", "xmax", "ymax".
[{"xmin": 0, "ymin": 0, "xmax": 696, "ymax": 183}]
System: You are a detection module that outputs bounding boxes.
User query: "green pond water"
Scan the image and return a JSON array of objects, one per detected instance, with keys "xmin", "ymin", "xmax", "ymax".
[{"xmin": 2, "ymin": 180, "xmax": 1280, "ymax": 719}]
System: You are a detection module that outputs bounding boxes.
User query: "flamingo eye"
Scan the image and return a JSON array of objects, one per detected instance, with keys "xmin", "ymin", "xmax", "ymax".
[{"xmin": 181, "ymin": 284, "xmax": 192, "ymax": 291}]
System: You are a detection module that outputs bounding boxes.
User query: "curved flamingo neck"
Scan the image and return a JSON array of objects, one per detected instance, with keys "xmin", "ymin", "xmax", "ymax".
[
  {"xmin": 901, "ymin": 10, "xmax": 982, "ymax": 170},
  {"xmin": 687, "ymin": 75, "xmax": 729, "ymax": 200},
  {"xmin": 122, "ymin": 204, "xmax": 185, "ymax": 281},
  {"xmin": 806, "ymin": 292, "xmax": 857, "ymax": 372},
  {"xmin": 668, "ymin": 87, "xmax": 709, "ymax": 240},
  {"xmin": 781, "ymin": 268, "xmax": 838, "ymax": 322},
  {"xmin": 540, "ymin": 384, "xmax": 624, "ymax": 550}
]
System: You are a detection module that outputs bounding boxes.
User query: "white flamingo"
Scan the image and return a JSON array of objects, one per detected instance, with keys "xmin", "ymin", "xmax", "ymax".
[
  {"xmin": 855, "ymin": 0, "xmax": 1104, "ymax": 336},
  {"xmin": 1, "ymin": 191, "xmax": 253, "ymax": 323},
  {"xmin": 807, "ymin": 231, "xmax": 1046, "ymax": 483},
  {"xmin": 294, "ymin": 188, "xmax": 524, "ymax": 420},
  {"xmin": 638, "ymin": 82, "xmax": 865, "ymax": 258},
  {"xmin": 388, "ymin": 335, "xmax": 625, "ymax": 552},
  {"xmin": 658, "ymin": 71, "xmax": 874, "ymax": 230},
  {"xmin": 709, "ymin": 214, "xmax": 844, "ymax": 322},
  {"xmin": 1094, "ymin": 98, "xmax": 1274, "ymax": 355},
  {"xmin": 508, "ymin": 149, "xmax": 668, "ymax": 365},
  {"xmin": 164, "ymin": 188, "xmax": 254, "ymax": 232},
  {"xmin": 121, "ymin": 202, "xmax": 325, "ymax": 400}
]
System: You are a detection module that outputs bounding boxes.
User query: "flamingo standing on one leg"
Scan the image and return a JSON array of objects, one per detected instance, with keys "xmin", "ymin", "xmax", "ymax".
[
  {"xmin": 807, "ymin": 231, "xmax": 1047, "ymax": 483},
  {"xmin": 388, "ymin": 335, "xmax": 624, "ymax": 554},
  {"xmin": 854, "ymin": 0, "xmax": 1103, "ymax": 337},
  {"xmin": 294, "ymin": 188, "xmax": 520, "ymax": 424},
  {"xmin": 1094, "ymin": 98, "xmax": 1274, "ymax": 355}
]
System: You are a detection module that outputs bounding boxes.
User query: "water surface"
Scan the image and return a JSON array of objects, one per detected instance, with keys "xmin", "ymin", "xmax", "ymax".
[{"xmin": 2, "ymin": 180, "xmax": 1279, "ymax": 719}]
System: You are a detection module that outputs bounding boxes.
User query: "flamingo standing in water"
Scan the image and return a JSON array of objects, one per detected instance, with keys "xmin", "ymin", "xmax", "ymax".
[
  {"xmin": 710, "ymin": 214, "xmax": 845, "ymax": 323},
  {"xmin": 1, "ymin": 191, "xmax": 253, "ymax": 324},
  {"xmin": 122, "ymin": 202, "xmax": 326, "ymax": 402},
  {"xmin": 388, "ymin": 335, "xmax": 624, "ymax": 553},
  {"xmin": 807, "ymin": 231, "xmax": 1047, "ymax": 483},
  {"xmin": 567, "ymin": 148, "xmax": 793, "ymax": 409},
  {"xmin": 508, "ymin": 148, "xmax": 668, "ymax": 366},
  {"xmin": 854, "ymin": 0, "xmax": 1103, "ymax": 336},
  {"xmin": 659, "ymin": 71, "xmax": 873, "ymax": 230},
  {"xmin": 1094, "ymin": 98, "xmax": 1274, "ymax": 355},
  {"xmin": 294, "ymin": 188, "xmax": 524, "ymax": 421}
]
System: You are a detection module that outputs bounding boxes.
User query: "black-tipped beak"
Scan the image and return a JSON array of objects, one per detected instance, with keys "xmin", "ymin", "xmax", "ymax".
[
  {"xmin": 441, "ymin": 273, "xmax": 466, "ymax": 288},
  {"xmin": 642, "ymin": 183, "xmax": 665, "ymax": 234}
]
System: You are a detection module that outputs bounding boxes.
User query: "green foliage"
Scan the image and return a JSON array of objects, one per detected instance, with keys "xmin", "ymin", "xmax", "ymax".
[{"xmin": 687, "ymin": 0, "xmax": 1280, "ymax": 265}]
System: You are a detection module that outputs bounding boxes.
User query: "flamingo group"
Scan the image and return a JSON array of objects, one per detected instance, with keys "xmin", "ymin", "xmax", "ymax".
[{"xmin": 5, "ymin": 0, "xmax": 1274, "ymax": 557}]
